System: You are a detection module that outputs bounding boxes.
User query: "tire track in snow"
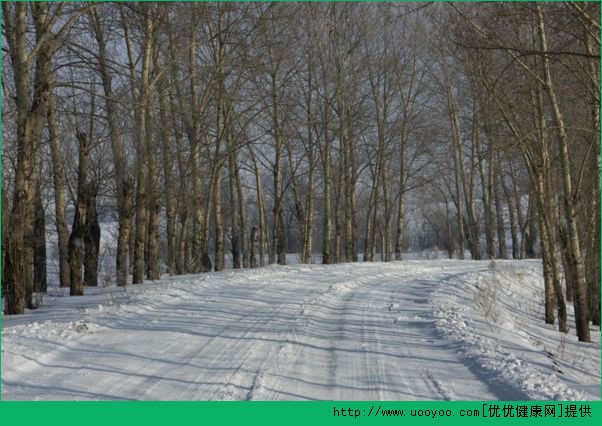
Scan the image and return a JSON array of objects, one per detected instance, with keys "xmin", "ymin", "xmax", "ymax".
[
  {"xmin": 251, "ymin": 262, "xmax": 501, "ymax": 400},
  {"xmin": 3, "ymin": 261, "xmax": 553, "ymax": 400},
  {"xmin": 248, "ymin": 272, "xmax": 365, "ymax": 400}
]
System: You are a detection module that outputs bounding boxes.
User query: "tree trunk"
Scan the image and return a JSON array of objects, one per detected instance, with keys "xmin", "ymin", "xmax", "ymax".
[
  {"xmin": 176, "ymin": 209, "xmax": 189, "ymax": 275},
  {"xmin": 190, "ymin": 140, "xmax": 212, "ymax": 273},
  {"xmin": 69, "ymin": 132, "xmax": 91, "ymax": 297},
  {"xmin": 92, "ymin": 9, "xmax": 132, "ymax": 286},
  {"xmin": 4, "ymin": 3, "xmax": 53, "ymax": 314},
  {"xmin": 84, "ymin": 191, "xmax": 100, "ymax": 287},
  {"xmin": 158, "ymin": 78, "xmax": 177, "ymax": 275},
  {"xmin": 364, "ymin": 163, "xmax": 379, "ymax": 262},
  {"xmin": 584, "ymin": 23, "xmax": 601, "ymax": 327},
  {"xmin": 145, "ymin": 65, "xmax": 160, "ymax": 281},
  {"xmin": 334, "ymin": 164, "xmax": 342, "ymax": 263},
  {"xmin": 445, "ymin": 199, "xmax": 455, "ymax": 259},
  {"xmin": 321, "ymin": 102, "xmax": 334, "ymax": 265},
  {"xmin": 395, "ymin": 123, "xmax": 407, "ymax": 261},
  {"xmin": 444, "ymin": 67, "xmax": 466, "ymax": 260},
  {"xmin": 302, "ymin": 157, "xmax": 315, "ymax": 264},
  {"xmin": 235, "ymin": 157, "xmax": 249, "ymax": 268},
  {"xmin": 500, "ymin": 158, "xmax": 520, "ymax": 260},
  {"xmin": 302, "ymin": 78, "xmax": 316, "ymax": 264},
  {"xmin": 2, "ymin": 186, "xmax": 10, "ymax": 298},
  {"xmin": 33, "ymin": 177, "xmax": 47, "ymax": 294},
  {"xmin": 271, "ymin": 74, "xmax": 287, "ymax": 266},
  {"xmin": 466, "ymin": 103, "xmax": 482, "ymax": 260},
  {"xmin": 132, "ymin": 153, "xmax": 148, "ymax": 283},
  {"xmin": 493, "ymin": 162, "xmax": 507, "ymax": 259},
  {"xmin": 509, "ymin": 161, "xmax": 526, "ymax": 259},
  {"xmin": 128, "ymin": 215, "xmax": 136, "ymax": 275},
  {"xmin": 507, "ymin": 192, "xmax": 519, "ymax": 260},
  {"xmin": 476, "ymin": 136, "xmax": 494, "ymax": 259},
  {"xmin": 228, "ymin": 137, "xmax": 241, "ymax": 269},
  {"xmin": 131, "ymin": 6, "xmax": 154, "ymax": 285},
  {"xmin": 250, "ymin": 226, "xmax": 259, "ymax": 269},
  {"xmin": 559, "ymin": 225, "xmax": 575, "ymax": 303},
  {"xmin": 250, "ymin": 149, "xmax": 267, "ymax": 268},
  {"xmin": 322, "ymin": 150, "xmax": 334, "ymax": 264},
  {"xmin": 186, "ymin": 28, "xmax": 212, "ymax": 275},
  {"xmin": 486, "ymin": 143, "xmax": 497, "ymax": 259},
  {"xmin": 537, "ymin": 4, "xmax": 589, "ymax": 341},
  {"xmin": 525, "ymin": 194, "xmax": 538, "ymax": 258},
  {"xmin": 47, "ymin": 95, "xmax": 70, "ymax": 288},
  {"xmin": 342, "ymin": 112, "xmax": 357, "ymax": 263},
  {"xmin": 68, "ymin": 226, "xmax": 85, "ymax": 297},
  {"xmin": 146, "ymin": 123, "xmax": 160, "ymax": 281},
  {"xmin": 536, "ymin": 176, "xmax": 568, "ymax": 333},
  {"xmin": 381, "ymin": 157, "xmax": 392, "ymax": 262},
  {"xmin": 214, "ymin": 166, "xmax": 225, "ymax": 271}
]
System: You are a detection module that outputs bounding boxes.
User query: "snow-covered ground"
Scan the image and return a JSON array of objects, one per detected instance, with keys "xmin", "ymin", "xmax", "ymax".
[{"xmin": 1, "ymin": 260, "xmax": 599, "ymax": 400}]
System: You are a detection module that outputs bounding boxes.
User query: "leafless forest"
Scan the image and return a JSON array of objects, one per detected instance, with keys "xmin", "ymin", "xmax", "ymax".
[{"xmin": 1, "ymin": 2, "xmax": 599, "ymax": 342}]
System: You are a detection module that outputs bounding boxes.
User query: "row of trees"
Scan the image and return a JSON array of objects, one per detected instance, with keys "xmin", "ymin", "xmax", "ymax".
[
  {"xmin": 442, "ymin": 2, "xmax": 600, "ymax": 342},
  {"xmin": 2, "ymin": 3, "xmax": 599, "ymax": 342}
]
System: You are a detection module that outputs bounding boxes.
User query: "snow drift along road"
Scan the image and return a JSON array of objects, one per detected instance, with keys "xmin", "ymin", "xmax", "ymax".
[{"xmin": 2, "ymin": 260, "xmax": 599, "ymax": 400}]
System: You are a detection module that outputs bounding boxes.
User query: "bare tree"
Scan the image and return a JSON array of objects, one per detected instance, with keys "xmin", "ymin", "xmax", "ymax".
[{"xmin": 69, "ymin": 132, "xmax": 91, "ymax": 297}]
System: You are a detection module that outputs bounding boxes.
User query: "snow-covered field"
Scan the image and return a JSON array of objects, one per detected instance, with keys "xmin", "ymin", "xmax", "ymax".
[{"xmin": 1, "ymin": 260, "xmax": 599, "ymax": 400}]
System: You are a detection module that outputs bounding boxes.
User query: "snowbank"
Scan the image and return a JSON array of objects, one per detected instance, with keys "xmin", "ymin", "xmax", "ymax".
[{"xmin": 431, "ymin": 259, "xmax": 600, "ymax": 400}]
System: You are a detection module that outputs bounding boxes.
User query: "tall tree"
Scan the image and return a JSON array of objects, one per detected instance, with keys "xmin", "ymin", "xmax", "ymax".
[{"xmin": 3, "ymin": 2, "xmax": 90, "ymax": 313}]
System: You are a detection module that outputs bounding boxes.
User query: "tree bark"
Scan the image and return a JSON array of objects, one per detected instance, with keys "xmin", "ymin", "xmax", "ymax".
[
  {"xmin": 2, "ymin": 186, "xmax": 10, "ymax": 298},
  {"xmin": 500, "ymin": 158, "xmax": 520, "ymax": 260},
  {"xmin": 158, "ymin": 77, "xmax": 177, "ymax": 275},
  {"xmin": 508, "ymin": 160, "xmax": 526, "ymax": 259},
  {"xmin": 525, "ymin": 194, "xmax": 538, "ymax": 258},
  {"xmin": 228, "ymin": 134, "xmax": 242, "ymax": 269},
  {"xmin": 537, "ymin": 4, "xmax": 589, "ymax": 341},
  {"xmin": 364, "ymin": 162, "xmax": 379, "ymax": 262},
  {"xmin": 146, "ymin": 106, "xmax": 160, "ymax": 281},
  {"xmin": 272, "ymin": 74, "xmax": 287, "ymax": 266},
  {"xmin": 559, "ymin": 225, "xmax": 575, "ymax": 303},
  {"xmin": 4, "ymin": 3, "xmax": 58, "ymax": 313},
  {"xmin": 176, "ymin": 209, "xmax": 189, "ymax": 275},
  {"xmin": 486, "ymin": 143, "xmax": 497, "ymax": 259},
  {"xmin": 47, "ymin": 95, "xmax": 70, "ymax": 288},
  {"xmin": 321, "ymin": 104, "xmax": 334, "ymax": 264},
  {"xmin": 493, "ymin": 161, "xmax": 507, "ymax": 259},
  {"xmin": 341, "ymin": 108, "xmax": 357, "ymax": 263},
  {"xmin": 380, "ymin": 149, "xmax": 392, "ymax": 262},
  {"xmin": 213, "ymin": 167, "xmax": 225, "ymax": 271},
  {"xmin": 145, "ymin": 47, "xmax": 160, "ymax": 281},
  {"xmin": 33, "ymin": 176, "xmax": 47, "ymax": 294},
  {"xmin": 250, "ymin": 226, "xmax": 259, "ymax": 269},
  {"xmin": 395, "ymin": 121, "xmax": 408, "ymax": 261},
  {"xmin": 131, "ymin": 6, "xmax": 154, "ymax": 285},
  {"xmin": 444, "ymin": 199, "xmax": 455, "ymax": 259},
  {"xmin": 91, "ymin": 8, "xmax": 132, "ymax": 287},
  {"xmin": 186, "ymin": 31, "xmax": 212, "ymax": 274},
  {"xmin": 84, "ymin": 190, "xmax": 100, "ymax": 287},
  {"xmin": 235, "ymin": 157, "xmax": 249, "ymax": 268},
  {"xmin": 69, "ymin": 132, "xmax": 91, "ymax": 297},
  {"xmin": 466, "ymin": 102, "xmax": 482, "ymax": 260},
  {"xmin": 250, "ymin": 148, "xmax": 267, "ymax": 268},
  {"xmin": 444, "ymin": 71, "xmax": 466, "ymax": 260},
  {"xmin": 584, "ymin": 21, "xmax": 601, "ymax": 327}
]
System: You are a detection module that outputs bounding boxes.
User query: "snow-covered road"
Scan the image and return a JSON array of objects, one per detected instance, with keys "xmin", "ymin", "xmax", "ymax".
[{"xmin": 2, "ymin": 260, "xmax": 599, "ymax": 400}]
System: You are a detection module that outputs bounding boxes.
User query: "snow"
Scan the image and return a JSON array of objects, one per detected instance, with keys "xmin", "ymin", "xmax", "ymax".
[
  {"xmin": 2, "ymin": 260, "xmax": 599, "ymax": 400},
  {"xmin": 432, "ymin": 259, "xmax": 600, "ymax": 400}
]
